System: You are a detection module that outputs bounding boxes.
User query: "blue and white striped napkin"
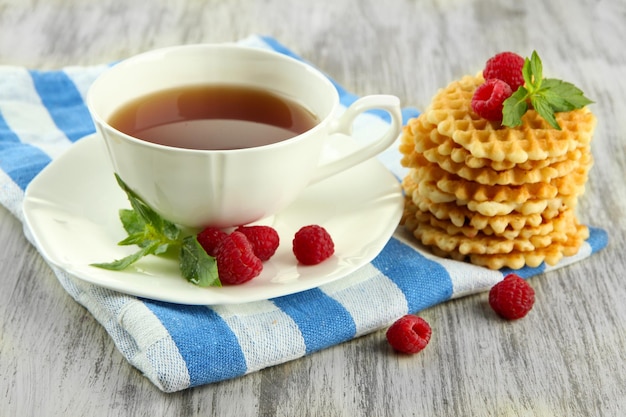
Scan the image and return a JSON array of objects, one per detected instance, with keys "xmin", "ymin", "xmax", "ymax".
[{"xmin": 0, "ymin": 35, "xmax": 608, "ymax": 392}]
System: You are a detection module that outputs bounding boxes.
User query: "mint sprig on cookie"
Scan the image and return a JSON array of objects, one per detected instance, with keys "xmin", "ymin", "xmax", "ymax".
[{"xmin": 472, "ymin": 51, "xmax": 593, "ymax": 129}]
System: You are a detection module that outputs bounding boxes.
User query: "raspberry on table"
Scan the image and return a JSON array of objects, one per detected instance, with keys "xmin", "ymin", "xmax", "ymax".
[
  {"xmin": 471, "ymin": 78, "xmax": 513, "ymax": 122},
  {"xmin": 386, "ymin": 315, "xmax": 432, "ymax": 354},
  {"xmin": 214, "ymin": 231, "xmax": 263, "ymax": 285},
  {"xmin": 292, "ymin": 225, "xmax": 334, "ymax": 265},
  {"xmin": 235, "ymin": 225, "xmax": 280, "ymax": 261},
  {"xmin": 488, "ymin": 273, "xmax": 535, "ymax": 320},
  {"xmin": 197, "ymin": 226, "xmax": 228, "ymax": 257},
  {"xmin": 483, "ymin": 51, "xmax": 525, "ymax": 91}
]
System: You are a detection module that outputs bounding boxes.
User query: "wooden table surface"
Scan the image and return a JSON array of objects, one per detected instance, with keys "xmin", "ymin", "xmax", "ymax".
[{"xmin": 1, "ymin": 0, "xmax": 625, "ymax": 415}]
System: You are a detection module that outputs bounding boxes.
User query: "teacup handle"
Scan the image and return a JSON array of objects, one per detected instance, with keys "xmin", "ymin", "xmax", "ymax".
[{"xmin": 311, "ymin": 95, "xmax": 402, "ymax": 184}]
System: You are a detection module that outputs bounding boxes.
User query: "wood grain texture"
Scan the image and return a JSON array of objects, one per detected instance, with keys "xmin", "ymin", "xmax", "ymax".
[{"xmin": 1, "ymin": 0, "xmax": 625, "ymax": 415}]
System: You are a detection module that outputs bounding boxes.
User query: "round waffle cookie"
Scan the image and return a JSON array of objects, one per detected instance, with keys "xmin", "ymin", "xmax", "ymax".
[
  {"xmin": 429, "ymin": 223, "xmax": 589, "ymax": 270},
  {"xmin": 411, "ymin": 160, "xmax": 589, "ymax": 204},
  {"xmin": 424, "ymin": 135, "xmax": 591, "ymax": 173},
  {"xmin": 424, "ymin": 75, "xmax": 597, "ymax": 164},
  {"xmin": 424, "ymin": 145, "xmax": 593, "ymax": 186},
  {"xmin": 406, "ymin": 204, "xmax": 579, "ymax": 254},
  {"xmin": 404, "ymin": 196, "xmax": 589, "ymax": 269},
  {"xmin": 410, "ymin": 168, "xmax": 581, "ymax": 217},
  {"xmin": 401, "ymin": 112, "xmax": 594, "ymax": 185},
  {"xmin": 403, "ymin": 178, "xmax": 563, "ymax": 234},
  {"xmin": 405, "ymin": 198, "xmax": 575, "ymax": 240},
  {"xmin": 399, "ymin": 71, "xmax": 595, "ymax": 270}
]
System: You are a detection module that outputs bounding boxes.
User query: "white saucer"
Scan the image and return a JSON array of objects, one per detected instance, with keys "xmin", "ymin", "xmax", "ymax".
[{"xmin": 23, "ymin": 134, "xmax": 403, "ymax": 305}]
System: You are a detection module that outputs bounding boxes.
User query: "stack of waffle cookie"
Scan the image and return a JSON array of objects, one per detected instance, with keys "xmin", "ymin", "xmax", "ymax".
[{"xmin": 400, "ymin": 74, "xmax": 596, "ymax": 269}]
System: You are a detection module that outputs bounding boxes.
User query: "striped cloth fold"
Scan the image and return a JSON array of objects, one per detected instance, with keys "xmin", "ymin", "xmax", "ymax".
[{"xmin": 0, "ymin": 35, "xmax": 608, "ymax": 392}]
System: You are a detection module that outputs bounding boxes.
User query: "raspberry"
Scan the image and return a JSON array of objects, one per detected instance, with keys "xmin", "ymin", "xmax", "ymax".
[
  {"xmin": 235, "ymin": 225, "xmax": 280, "ymax": 261},
  {"xmin": 386, "ymin": 315, "xmax": 432, "ymax": 354},
  {"xmin": 483, "ymin": 51, "xmax": 525, "ymax": 91},
  {"xmin": 292, "ymin": 225, "xmax": 334, "ymax": 265},
  {"xmin": 215, "ymin": 231, "xmax": 263, "ymax": 285},
  {"xmin": 488, "ymin": 273, "xmax": 535, "ymax": 320},
  {"xmin": 471, "ymin": 78, "xmax": 513, "ymax": 122},
  {"xmin": 197, "ymin": 226, "xmax": 228, "ymax": 257}
]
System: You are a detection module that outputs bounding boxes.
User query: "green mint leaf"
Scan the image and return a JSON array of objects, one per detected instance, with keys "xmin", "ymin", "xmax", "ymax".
[
  {"xmin": 530, "ymin": 94, "xmax": 561, "ymax": 130},
  {"xmin": 115, "ymin": 174, "xmax": 171, "ymax": 235},
  {"xmin": 536, "ymin": 87, "xmax": 576, "ymax": 112},
  {"xmin": 154, "ymin": 242, "xmax": 172, "ymax": 256},
  {"xmin": 114, "ymin": 174, "xmax": 181, "ymax": 241},
  {"xmin": 91, "ymin": 241, "xmax": 161, "ymax": 271},
  {"xmin": 180, "ymin": 235, "xmax": 220, "ymax": 287},
  {"xmin": 119, "ymin": 208, "xmax": 145, "ymax": 235},
  {"xmin": 162, "ymin": 220, "xmax": 182, "ymax": 242},
  {"xmin": 95, "ymin": 174, "xmax": 223, "ymax": 288},
  {"xmin": 522, "ymin": 57, "xmax": 533, "ymax": 89},
  {"xmin": 540, "ymin": 78, "xmax": 594, "ymax": 111},
  {"xmin": 528, "ymin": 51, "xmax": 543, "ymax": 89},
  {"xmin": 117, "ymin": 221, "xmax": 177, "ymax": 250},
  {"xmin": 500, "ymin": 51, "xmax": 592, "ymax": 129},
  {"xmin": 115, "ymin": 174, "xmax": 157, "ymax": 223},
  {"xmin": 502, "ymin": 87, "xmax": 529, "ymax": 128},
  {"xmin": 92, "ymin": 174, "xmax": 185, "ymax": 272},
  {"xmin": 97, "ymin": 175, "xmax": 224, "ymax": 287},
  {"xmin": 117, "ymin": 232, "xmax": 151, "ymax": 247}
]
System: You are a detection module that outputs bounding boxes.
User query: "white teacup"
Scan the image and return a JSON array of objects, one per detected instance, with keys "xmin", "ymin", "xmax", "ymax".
[{"xmin": 87, "ymin": 44, "xmax": 402, "ymax": 228}]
